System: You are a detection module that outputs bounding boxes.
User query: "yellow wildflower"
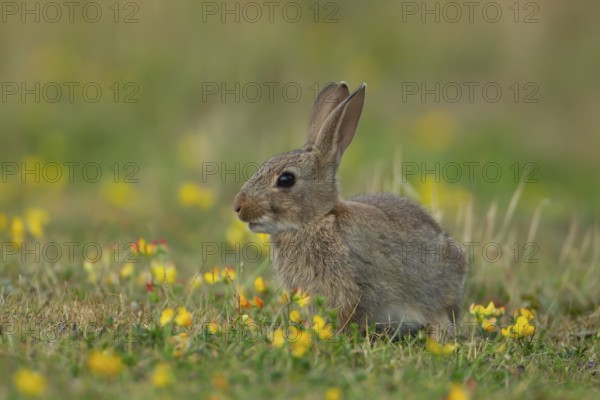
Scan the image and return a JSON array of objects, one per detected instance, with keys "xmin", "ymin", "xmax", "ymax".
[
  {"xmin": 241, "ymin": 314, "xmax": 257, "ymax": 331},
  {"xmin": 151, "ymin": 262, "xmax": 177, "ymax": 284},
  {"xmin": 221, "ymin": 266, "xmax": 236, "ymax": 283},
  {"xmin": 190, "ymin": 275, "xmax": 203, "ymax": 289},
  {"xmin": 87, "ymin": 350, "xmax": 124, "ymax": 377},
  {"xmin": 515, "ymin": 307, "xmax": 535, "ymax": 320},
  {"xmin": 170, "ymin": 332, "xmax": 191, "ymax": 357},
  {"xmin": 178, "ymin": 182, "xmax": 215, "ymax": 209},
  {"xmin": 175, "ymin": 307, "xmax": 192, "ymax": 327},
  {"xmin": 469, "ymin": 301, "xmax": 504, "ymax": 321},
  {"xmin": 290, "ymin": 327, "xmax": 312, "ymax": 357},
  {"xmin": 13, "ymin": 368, "xmax": 48, "ymax": 397},
  {"xmin": 103, "ymin": 181, "xmax": 137, "ymax": 208},
  {"xmin": 469, "ymin": 301, "xmax": 505, "ymax": 332},
  {"xmin": 207, "ymin": 320, "xmax": 221, "ymax": 335},
  {"xmin": 83, "ymin": 261, "xmax": 99, "ymax": 284},
  {"xmin": 254, "ymin": 276, "xmax": 267, "ymax": 293},
  {"xmin": 272, "ymin": 328, "xmax": 285, "ymax": 348},
  {"xmin": 238, "ymin": 294, "xmax": 252, "ymax": 309},
  {"xmin": 446, "ymin": 383, "xmax": 470, "ymax": 400},
  {"xmin": 290, "ymin": 310, "xmax": 301, "ymax": 323},
  {"xmin": 204, "ymin": 266, "xmax": 222, "ymax": 284},
  {"xmin": 254, "ymin": 232, "xmax": 271, "ymax": 258},
  {"xmin": 211, "ymin": 373, "xmax": 229, "ymax": 391},
  {"xmin": 501, "ymin": 308, "xmax": 536, "ymax": 339},
  {"xmin": 160, "ymin": 308, "xmax": 175, "ymax": 326},
  {"xmin": 10, "ymin": 216, "xmax": 25, "ymax": 245},
  {"xmin": 426, "ymin": 337, "xmax": 456, "ymax": 356},
  {"xmin": 291, "ymin": 288, "xmax": 311, "ymax": 308},
  {"xmin": 481, "ymin": 317, "xmax": 497, "ymax": 333},
  {"xmin": 325, "ymin": 387, "xmax": 342, "ymax": 400},
  {"xmin": 514, "ymin": 316, "xmax": 535, "ymax": 336},
  {"xmin": 151, "ymin": 363, "xmax": 174, "ymax": 388},
  {"xmin": 226, "ymin": 218, "xmax": 250, "ymax": 246},
  {"xmin": 494, "ymin": 343, "xmax": 507, "ymax": 354},
  {"xmin": 120, "ymin": 263, "xmax": 135, "ymax": 279},
  {"xmin": 312, "ymin": 315, "xmax": 334, "ymax": 340},
  {"xmin": 24, "ymin": 208, "xmax": 49, "ymax": 238}
]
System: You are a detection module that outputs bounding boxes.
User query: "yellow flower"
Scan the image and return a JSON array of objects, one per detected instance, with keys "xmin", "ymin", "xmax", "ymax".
[
  {"xmin": 160, "ymin": 308, "xmax": 175, "ymax": 326},
  {"xmin": 170, "ymin": 332, "xmax": 191, "ymax": 357},
  {"xmin": 145, "ymin": 242, "xmax": 156, "ymax": 256},
  {"xmin": 151, "ymin": 262, "xmax": 177, "ymax": 284},
  {"xmin": 120, "ymin": 263, "xmax": 135, "ymax": 279},
  {"xmin": 204, "ymin": 266, "xmax": 222, "ymax": 284},
  {"xmin": 211, "ymin": 373, "xmax": 229, "ymax": 391},
  {"xmin": 254, "ymin": 232, "xmax": 271, "ymax": 257},
  {"xmin": 446, "ymin": 383, "xmax": 470, "ymax": 400},
  {"xmin": 190, "ymin": 275, "xmax": 203, "ymax": 289},
  {"xmin": 469, "ymin": 301, "xmax": 504, "ymax": 322},
  {"xmin": 515, "ymin": 307, "xmax": 535, "ymax": 320},
  {"xmin": 501, "ymin": 308, "xmax": 536, "ymax": 339},
  {"xmin": 87, "ymin": 350, "xmax": 124, "ymax": 377},
  {"xmin": 13, "ymin": 368, "xmax": 48, "ymax": 396},
  {"xmin": 325, "ymin": 387, "xmax": 343, "ymax": 400},
  {"xmin": 289, "ymin": 310, "xmax": 301, "ymax": 323},
  {"xmin": 426, "ymin": 337, "xmax": 456, "ymax": 356},
  {"xmin": 178, "ymin": 182, "xmax": 215, "ymax": 209},
  {"xmin": 151, "ymin": 363, "xmax": 174, "ymax": 388},
  {"xmin": 103, "ymin": 181, "xmax": 137, "ymax": 208},
  {"xmin": 207, "ymin": 321, "xmax": 221, "ymax": 335},
  {"xmin": 514, "ymin": 316, "xmax": 535, "ymax": 337},
  {"xmin": 83, "ymin": 261, "xmax": 99, "ymax": 284},
  {"xmin": 24, "ymin": 208, "xmax": 49, "ymax": 238},
  {"xmin": 10, "ymin": 216, "xmax": 25, "ymax": 245},
  {"xmin": 312, "ymin": 315, "xmax": 334, "ymax": 340},
  {"xmin": 241, "ymin": 314, "xmax": 257, "ymax": 331},
  {"xmin": 290, "ymin": 327, "xmax": 312, "ymax": 358},
  {"xmin": 481, "ymin": 317, "xmax": 497, "ymax": 333},
  {"xmin": 238, "ymin": 294, "xmax": 252, "ymax": 309},
  {"xmin": 226, "ymin": 218, "xmax": 250, "ymax": 246},
  {"xmin": 272, "ymin": 328, "xmax": 286, "ymax": 348},
  {"xmin": 175, "ymin": 307, "xmax": 192, "ymax": 327},
  {"xmin": 291, "ymin": 288, "xmax": 311, "ymax": 308},
  {"xmin": 494, "ymin": 343, "xmax": 507, "ymax": 354},
  {"xmin": 221, "ymin": 267, "xmax": 236, "ymax": 283},
  {"xmin": 254, "ymin": 276, "xmax": 267, "ymax": 293}
]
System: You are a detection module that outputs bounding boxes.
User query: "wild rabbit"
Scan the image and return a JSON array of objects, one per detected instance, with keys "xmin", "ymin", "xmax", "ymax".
[{"xmin": 233, "ymin": 82, "xmax": 467, "ymax": 336}]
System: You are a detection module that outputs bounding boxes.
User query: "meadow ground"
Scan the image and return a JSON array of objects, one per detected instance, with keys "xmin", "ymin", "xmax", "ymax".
[
  {"xmin": 1, "ymin": 1, "xmax": 600, "ymax": 399},
  {"xmin": 0, "ymin": 181, "xmax": 598, "ymax": 400}
]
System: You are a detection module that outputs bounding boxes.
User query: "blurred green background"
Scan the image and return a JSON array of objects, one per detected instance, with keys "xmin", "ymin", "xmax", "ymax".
[{"xmin": 0, "ymin": 1, "xmax": 599, "ymax": 308}]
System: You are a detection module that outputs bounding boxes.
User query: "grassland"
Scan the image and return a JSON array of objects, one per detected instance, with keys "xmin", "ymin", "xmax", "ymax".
[{"xmin": 1, "ymin": 1, "xmax": 599, "ymax": 399}]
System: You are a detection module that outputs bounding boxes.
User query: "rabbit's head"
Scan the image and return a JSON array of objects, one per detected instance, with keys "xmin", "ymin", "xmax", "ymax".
[{"xmin": 233, "ymin": 82, "xmax": 366, "ymax": 235}]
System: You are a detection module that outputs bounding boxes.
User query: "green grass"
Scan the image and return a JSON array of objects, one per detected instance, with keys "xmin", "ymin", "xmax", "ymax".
[
  {"xmin": 1, "ymin": 183, "xmax": 599, "ymax": 400},
  {"xmin": 1, "ymin": 1, "xmax": 600, "ymax": 398}
]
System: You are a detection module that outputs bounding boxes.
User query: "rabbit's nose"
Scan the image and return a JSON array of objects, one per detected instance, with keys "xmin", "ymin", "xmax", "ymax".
[{"xmin": 232, "ymin": 192, "xmax": 245, "ymax": 213}]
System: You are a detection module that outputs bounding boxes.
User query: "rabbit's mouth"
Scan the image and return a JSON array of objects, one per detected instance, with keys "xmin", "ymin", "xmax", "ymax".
[
  {"xmin": 248, "ymin": 222, "xmax": 263, "ymax": 232},
  {"xmin": 247, "ymin": 217, "xmax": 295, "ymax": 235}
]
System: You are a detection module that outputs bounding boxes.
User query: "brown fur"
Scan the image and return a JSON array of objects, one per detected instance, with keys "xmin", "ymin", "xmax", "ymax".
[{"xmin": 233, "ymin": 82, "xmax": 468, "ymax": 336}]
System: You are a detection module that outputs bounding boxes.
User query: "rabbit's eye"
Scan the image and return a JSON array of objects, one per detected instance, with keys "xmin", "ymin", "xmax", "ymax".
[{"xmin": 276, "ymin": 172, "xmax": 296, "ymax": 188}]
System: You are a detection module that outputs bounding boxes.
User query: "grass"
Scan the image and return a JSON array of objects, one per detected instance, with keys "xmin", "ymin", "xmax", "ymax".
[
  {"xmin": 1, "ymin": 182, "xmax": 599, "ymax": 400},
  {"xmin": 1, "ymin": 2, "xmax": 599, "ymax": 398}
]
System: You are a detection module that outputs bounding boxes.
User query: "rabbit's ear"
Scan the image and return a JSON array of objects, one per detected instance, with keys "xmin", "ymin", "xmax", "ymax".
[
  {"xmin": 305, "ymin": 82, "xmax": 350, "ymax": 146},
  {"xmin": 314, "ymin": 83, "xmax": 366, "ymax": 165}
]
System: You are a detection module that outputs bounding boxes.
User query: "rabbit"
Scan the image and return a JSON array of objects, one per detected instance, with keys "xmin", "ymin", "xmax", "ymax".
[{"xmin": 233, "ymin": 82, "xmax": 468, "ymax": 337}]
